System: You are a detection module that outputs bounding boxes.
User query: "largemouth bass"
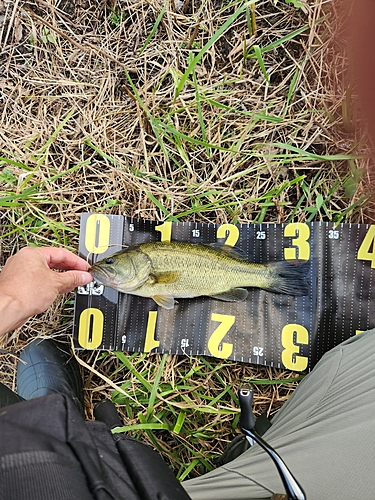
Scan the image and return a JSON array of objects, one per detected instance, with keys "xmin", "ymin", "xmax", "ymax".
[{"xmin": 90, "ymin": 241, "xmax": 309, "ymax": 309}]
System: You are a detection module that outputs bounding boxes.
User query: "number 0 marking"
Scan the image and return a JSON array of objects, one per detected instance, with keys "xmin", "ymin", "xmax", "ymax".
[
  {"xmin": 217, "ymin": 224, "xmax": 239, "ymax": 247},
  {"xmin": 357, "ymin": 225, "xmax": 375, "ymax": 268},
  {"xmin": 208, "ymin": 313, "xmax": 235, "ymax": 359},
  {"xmin": 78, "ymin": 308, "xmax": 104, "ymax": 349},
  {"xmin": 84, "ymin": 214, "xmax": 111, "ymax": 254},
  {"xmin": 284, "ymin": 223, "xmax": 310, "ymax": 260},
  {"xmin": 281, "ymin": 323, "xmax": 308, "ymax": 371}
]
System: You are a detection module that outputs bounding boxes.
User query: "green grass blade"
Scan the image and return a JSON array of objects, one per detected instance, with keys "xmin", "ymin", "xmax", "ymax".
[
  {"xmin": 178, "ymin": 459, "xmax": 200, "ymax": 481},
  {"xmin": 175, "ymin": 1, "xmax": 254, "ymax": 98},
  {"xmin": 271, "ymin": 142, "xmax": 364, "ymax": 161},
  {"xmin": 112, "ymin": 422, "xmax": 171, "ymax": 433},
  {"xmin": 0, "ymin": 157, "xmax": 32, "ymax": 170},
  {"xmin": 252, "ymin": 45, "xmax": 270, "ymax": 83},
  {"xmin": 146, "ymin": 192, "xmax": 179, "ymax": 221},
  {"xmin": 139, "ymin": 4, "xmax": 167, "ymax": 55},
  {"xmin": 190, "ymin": 53, "xmax": 210, "ymax": 157},
  {"xmin": 201, "ymin": 97, "xmax": 282, "ymax": 122},
  {"xmin": 113, "ymin": 351, "xmax": 153, "ymax": 392},
  {"xmin": 173, "ymin": 411, "xmax": 186, "ymax": 434},
  {"xmin": 247, "ymin": 24, "xmax": 309, "ymax": 57},
  {"xmin": 38, "ymin": 108, "xmax": 76, "ymax": 156},
  {"xmin": 145, "ymin": 354, "xmax": 168, "ymax": 420},
  {"xmin": 154, "ymin": 119, "xmax": 238, "ymax": 152},
  {"xmin": 284, "ymin": 65, "xmax": 301, "ymax": 115}
]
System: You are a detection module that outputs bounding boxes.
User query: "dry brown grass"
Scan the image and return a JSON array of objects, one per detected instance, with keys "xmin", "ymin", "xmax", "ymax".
[{"xmin": 0, "ymin": 0, "xmax": 373, "ymax": 478}]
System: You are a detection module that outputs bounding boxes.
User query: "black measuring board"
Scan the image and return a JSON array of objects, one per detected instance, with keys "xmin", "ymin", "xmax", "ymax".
[{"xmin": 73, "ymin": 214, "xmax": 375, "ymax": 370}]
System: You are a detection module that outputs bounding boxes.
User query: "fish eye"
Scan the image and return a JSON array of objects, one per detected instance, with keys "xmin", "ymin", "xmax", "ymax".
[{"xmin": 105, "ymin": 257, "xmax": 114, "ymax": 264}]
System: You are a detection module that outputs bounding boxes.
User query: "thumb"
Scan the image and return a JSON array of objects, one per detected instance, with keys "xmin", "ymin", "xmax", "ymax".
[{"xmin": 58, "ymin": 270, "xmax": 93, "ymax": 294}]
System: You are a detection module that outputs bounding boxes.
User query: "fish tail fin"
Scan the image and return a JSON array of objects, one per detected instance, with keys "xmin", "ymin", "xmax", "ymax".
[{"xmin": 264, "ymin": 260, "xmax": 310, "ymax": 296}]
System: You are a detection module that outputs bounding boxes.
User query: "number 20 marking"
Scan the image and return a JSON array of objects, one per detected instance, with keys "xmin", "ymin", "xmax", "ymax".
[
  {"xmin": 216, "ymin": 224, "xmax": 239, "ymax": 247},
  {"xmin": 208, "ymin": 313, "xmax": 235, "ymax": 358}
]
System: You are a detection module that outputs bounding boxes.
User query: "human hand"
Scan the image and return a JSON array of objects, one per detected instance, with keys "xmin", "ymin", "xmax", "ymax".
[{"xmin": 0, "ymin": 247, "xmax": 93, "ymax": 335}]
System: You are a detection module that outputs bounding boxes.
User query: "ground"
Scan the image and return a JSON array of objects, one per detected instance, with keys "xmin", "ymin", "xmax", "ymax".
[{"xmin": 0, "ymin": 0, "xmax": 373, "ymax": 479}]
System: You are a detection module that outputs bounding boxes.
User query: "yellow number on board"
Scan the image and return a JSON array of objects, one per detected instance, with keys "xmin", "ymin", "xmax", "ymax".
[
  {"xmin": 281, "ymin": 323, "xmax": 308, "ymax": 371},
  {"xmin": 78, "ymin": 308, "xmax": 104, "ymax": 349},
  {"xmin": 357, "ymin": 225, "xmax": 375, "ymax": 268},
  {"xmin": 155, "ymin": 222, "xmax": 172, "ymax": 242},
  {"xmin": 208, "ymin": 313, "xmax": 235, "ymax": 359},
  {"xmin": 217, "ymin": 224, "xmax": 240, "ymax": 247},
  {"xmin": 284, "ymin": 223, "xmax": 310, "ymax": 260},
  {"xmin": 84, "ymin": 214, "xmax": 111, "ymax": 254},
  {"xmin": 144, "ymin": 311, "xmax": 160, "ymax": 352}
]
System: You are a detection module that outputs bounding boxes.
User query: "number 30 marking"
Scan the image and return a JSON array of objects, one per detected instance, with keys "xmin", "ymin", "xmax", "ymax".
[
  {"xmin": 281, "ymin": 323, "xmax": 308, "ymax": 371},
  {"xmin": 284, "ymin": 223, "xmax": 310, "ymax": 260}
]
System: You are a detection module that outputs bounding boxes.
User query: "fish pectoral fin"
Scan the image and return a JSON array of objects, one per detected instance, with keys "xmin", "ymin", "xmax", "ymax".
[
  {"xmin": 152, "ymin": 271, "xmax": 181, "ymax": 284},
  {"xmin": 209, "ymin": 288, "xmax": 248, "ymax": 302},
  {"xmin": 152, "ymin": 295, "xmax": 175, "ymax": 309}
]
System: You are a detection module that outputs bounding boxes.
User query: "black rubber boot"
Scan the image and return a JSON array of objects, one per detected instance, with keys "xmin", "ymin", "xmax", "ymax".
[
  {"xmin": 94, "ymin": 399, "xmax": 123, "ymax": 430},
  {"xmin": 17, "ymin": 337, "xmax": 85, "ymax": 416},
  {"xmin": 0, "ymin": 382, "xmax": 24, "ymax": 409}
]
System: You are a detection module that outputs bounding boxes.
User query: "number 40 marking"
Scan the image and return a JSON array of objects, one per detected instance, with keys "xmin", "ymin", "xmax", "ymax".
[{"xmin": 357, "ymin": 225, "xmax": 375, "ymax": 268}]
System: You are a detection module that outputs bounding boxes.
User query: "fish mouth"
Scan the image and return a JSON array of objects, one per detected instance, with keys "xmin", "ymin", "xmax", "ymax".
[
  {"xmin": 90, "ymin": 265, "xmax": 116, "ymax": 286},
  {"xmin": 90, "ymin": 265, "xmax": 139, "ymax": 291}
]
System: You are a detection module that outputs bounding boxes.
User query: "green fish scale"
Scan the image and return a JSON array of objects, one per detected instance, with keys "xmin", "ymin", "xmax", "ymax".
[{"xmin": 135, "ymin": 242, "xmax": 270, "ymax": 298}]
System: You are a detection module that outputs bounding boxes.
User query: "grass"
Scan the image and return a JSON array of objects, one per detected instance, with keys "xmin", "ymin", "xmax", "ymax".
[
  {"xmin": 0, "ymin": 0, "xmax": 373, "ymax": 480},
  {"xmin": 82, "ymin": 350, "xmax": 303, "ymax": 479}
]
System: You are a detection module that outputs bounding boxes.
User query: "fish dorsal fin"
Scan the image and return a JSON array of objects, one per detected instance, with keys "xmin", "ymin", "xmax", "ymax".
[
  {"xmin": 152, "ymin": 271, "xmax": 181, "ymax": 284},
  {"xmin": 152, "ymin": 295, "xmax": 175, "ymax": 309},
  {"xmin": 207, "ymin": 243, "xmax": 248, "ymax": 261},
  {"xmin": 209, "ymin": 287, "xmax": 248, "ymax": 302}
]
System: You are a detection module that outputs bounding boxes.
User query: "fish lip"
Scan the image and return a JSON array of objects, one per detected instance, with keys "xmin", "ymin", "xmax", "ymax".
[
  {"xmin": 90, "ymin": 265, "xmax": 141, "ymax": 291},
  {"xmin": 91, "ymin": 265, "xmax": 115, "ymax": 284}
]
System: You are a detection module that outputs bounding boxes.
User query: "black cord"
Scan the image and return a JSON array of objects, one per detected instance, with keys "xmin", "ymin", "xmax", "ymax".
[{"xmin": 238, "ymin": 387, "xmax": 306, "ymax": 500}]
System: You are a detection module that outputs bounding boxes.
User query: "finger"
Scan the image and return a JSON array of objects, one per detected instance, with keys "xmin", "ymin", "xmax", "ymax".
[
  {"xmin": 58, "ymin": 270, "xmax": 93, "ymax": 294},
  {"xmin": 39, "ymin": 247, "xmax": 90, "ymax": 271}
]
